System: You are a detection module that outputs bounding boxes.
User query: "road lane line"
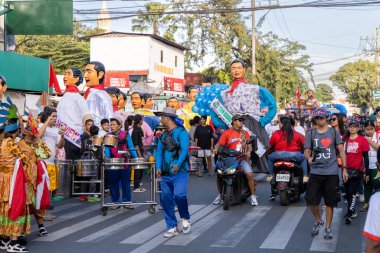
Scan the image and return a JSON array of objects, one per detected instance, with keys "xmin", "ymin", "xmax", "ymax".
[
  {"xmin": 127, "ymin": 204, "xmax": 220, "ymax": 253},
  {"xmin": 211, "ymin": 206, "xmax": 271, "ymax": 248},
  {"xmin": 164, "ymin": 209, "xmax": 228, "ymax": 246},
  {"xmin": 120, "ymin": 205, "xmax": 205, "ymax": 245},
  {"xmin": 50, "ymin": 203, "xmax": 82, "ymax": 214},
  {"xmin": 310, "ymin": 208, "xmax": 342, "ymax": 252},
  {"xmin": 260, "ymin": 207, "xmax": 306, "ymax": 249}
]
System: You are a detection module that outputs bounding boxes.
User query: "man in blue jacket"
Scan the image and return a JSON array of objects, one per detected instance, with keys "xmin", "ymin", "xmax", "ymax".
[{"xmin": 155, "ymin": 107, "xmax": 190, "ymax": 238}]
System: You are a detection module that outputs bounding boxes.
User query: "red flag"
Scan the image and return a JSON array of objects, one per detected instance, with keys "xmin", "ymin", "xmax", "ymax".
[
  {"xmin": 36, "ymin": 160, "xmax": 51, "ymax": 210},
  {"xmin": 49, "ymin": 63, "xmax": 62, "ymax": 95},
  {"xmin": 295, "ymin": 87, "xmax": 301, "ymax": 99}
]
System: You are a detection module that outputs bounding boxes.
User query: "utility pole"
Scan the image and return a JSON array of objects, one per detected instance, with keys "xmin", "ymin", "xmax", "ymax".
[
  {"xmin": 251, "ymin": 0, "xmax": 256, "ymax": 80},
  {"xmin": 375, "ymin": 27, "xmax": 379, "ymax": 87}
]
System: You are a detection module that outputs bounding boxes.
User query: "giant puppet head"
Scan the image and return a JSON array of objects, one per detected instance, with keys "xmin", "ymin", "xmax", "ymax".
[
  {"xmin": 131, "ymin": 92, "xmax": 143, "ymax": 110},
  {"xmin": 84, "ymin": 61, "xmax": 105, "ymax": 87},
  {"xmin": 167, "ymin": 97, "xmax": 180, "ymax": 110},
  {"xmin": 106, "ymin": 87, "xmax": 121, "ymax": 109},
  {"xmin": 230, "ymin": 59, "xmax": 246, "ymax": 80},
  {"xmin": 187, "ymin": 87, "xmax": 198, "ymax": 103},
  {"xmin": 118, "ymin": 92, "xmax": 127, "ymax": 110},
  {"xmin": 0, "ymin": 75, "xmax": 8, "ymax": 100},
  {"xmin": 142, "ymin": 93, "xmax": 154, "ymax": 110},
  {"xmin": 63, "ymin": 68, "xmax": 83, "ymax": 87}
]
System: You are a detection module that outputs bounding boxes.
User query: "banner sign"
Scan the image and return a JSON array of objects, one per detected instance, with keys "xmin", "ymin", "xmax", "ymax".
[
  {"xmin": 56, "ymin": 120, "xmax": 81, "ymax": 148},
  {"xmin": 164, "ymin": 77, "xmax": 184, "ymax": 92},
  {"xmin": 210, "ymin": 97, "xmax": 232, "ymax": 128}
]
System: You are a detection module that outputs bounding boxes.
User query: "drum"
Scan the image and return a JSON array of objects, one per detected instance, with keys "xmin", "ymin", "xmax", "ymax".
[
  {"xmin": 75, "ymin": 159, "xmax": 99, "ymax": 177},
  {"xmin": 103, "ymin": 135, "xmax": 119, "ymax": 147},
  {"xmin": 104, "ymin": 158, "xmax": 125, "ymax": 170},
  {"xmin": 129, "ymin": 158, "xmax": 149, "ymax": 170},
  {"xmin": 55, "ymin": 160, "xmax": 72, "ymax": 198},
  {"xmin": 93, "ymin": 136, "xmax": 103, "ymax": 147}
]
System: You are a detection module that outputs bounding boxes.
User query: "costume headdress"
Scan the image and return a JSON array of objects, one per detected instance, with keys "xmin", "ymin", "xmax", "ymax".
[
  {"xmin": 22, "ymin": 112, "xmax": 39, "ymax": 137},
  {"xmin": 0, "ymin": 96, "xmax": 20, "ymax": 132}
]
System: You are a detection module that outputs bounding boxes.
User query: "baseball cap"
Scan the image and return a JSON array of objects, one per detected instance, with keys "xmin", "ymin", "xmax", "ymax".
[
  {"xmin": 232, "ymin": 114, "xmax": 244, "ymax": 121},
  {"xmin": 347, "ymin": 119, "xmax": 360, "ymax": 127},
  {"xmin": 312, "ymin": 108, "xmax": 329, "ymax": 119}
]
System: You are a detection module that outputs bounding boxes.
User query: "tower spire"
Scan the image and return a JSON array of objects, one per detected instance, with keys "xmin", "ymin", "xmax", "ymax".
[{"xmin": 97, "ymin": 0, "xmax": 111, "ymax": 33}]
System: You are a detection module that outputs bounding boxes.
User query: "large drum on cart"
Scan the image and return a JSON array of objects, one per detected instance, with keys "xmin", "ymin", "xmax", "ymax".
[
  {"xmin": 75, "ymin": 159, "xmax": 99, "ymax": 177},
  {"xmin": 55, "ymin": 159, "xmax": 72, "ymax": 199}
]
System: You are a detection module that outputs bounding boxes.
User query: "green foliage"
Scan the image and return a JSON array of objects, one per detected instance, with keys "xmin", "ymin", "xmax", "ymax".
[
  {"xmin": 330, "ymin": 60, "xmax": 379, "ymax": 110},
  {"xmin": 314, "ymin": 83, "xmax": 334, "ymax": 103},
  {"xmin": 15, "ymin": 23, "xmax": 104, "ymax": 74}
]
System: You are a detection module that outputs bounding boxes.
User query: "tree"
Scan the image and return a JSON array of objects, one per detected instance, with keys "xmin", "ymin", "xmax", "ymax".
[
  {"xmin": 15, "ymin": 23, "xmax": 104, "ymax": 74},
  {"xmin": 330, "ymin": 60, "xmax": 379, "ymax": 110},
  {"xmin": 132, "ymin": 2, "xmax": 176, "ymax": 39},
  {"xmin": 314, "ymin": 83, "xmax": 334, "ymax": 103}
]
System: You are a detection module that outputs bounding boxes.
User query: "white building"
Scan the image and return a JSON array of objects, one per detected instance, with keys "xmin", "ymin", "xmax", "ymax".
[{"xmin": 90, "ymin": 32, "xmax": 186, "ymax": 97}]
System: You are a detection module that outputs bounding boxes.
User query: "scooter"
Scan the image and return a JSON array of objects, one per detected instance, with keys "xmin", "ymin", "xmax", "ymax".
[{"xmin": 270, "ymin": 158, "xmax": 306, "ymax": 206}]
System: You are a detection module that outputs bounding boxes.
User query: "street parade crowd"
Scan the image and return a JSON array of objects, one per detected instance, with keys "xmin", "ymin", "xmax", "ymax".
[{"xmin": 0, "ymin": 59, "xmax": 379, "ymax": 252}]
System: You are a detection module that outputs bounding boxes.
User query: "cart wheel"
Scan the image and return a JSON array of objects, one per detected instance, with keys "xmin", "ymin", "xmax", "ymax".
[
  {"xmin": 101, "ymin": 207, "xmax": 108, "ymax": 216},
  {"xmin": 148, "ymin": 206, "xmax": 156, "ymax": 214}
]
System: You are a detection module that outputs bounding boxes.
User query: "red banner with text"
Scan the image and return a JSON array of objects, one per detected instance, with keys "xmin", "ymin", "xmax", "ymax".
[{"xmin": 164, "ymin": 77, "xmax": 184, "ymax": 92}]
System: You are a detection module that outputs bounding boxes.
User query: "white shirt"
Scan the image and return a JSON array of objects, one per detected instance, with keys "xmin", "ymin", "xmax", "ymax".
[
  {"xmin": 266, "ymin": 124, "xmax": 279, "ymax": 138},
  {"xmin": 294, "ymin": 125, "xmax": 306, "ymax": 136},
  {"xmin": 86, "ymin": 88, "xmax": 113, "ymax": 127},
  {"xmin": 368, "ymin": 133, "xmax": 379, "ymax": 169},
  {"xmin": 363, "ymin": 192, "xmax": 380, "ymax": 242},
  {"xmin": 39, "ymin": 124, "xmax": 60, "ymax": 165}
]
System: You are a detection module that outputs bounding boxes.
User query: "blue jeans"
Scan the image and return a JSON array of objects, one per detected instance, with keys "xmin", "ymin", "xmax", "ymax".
[
  {"xmin": 109, "ymin": 168, "xmax": 131, "ymax": 203},
  {"xmin": 268, "ymin": 151, "xmax": 307, "ymax": 176},
  {"xmin": 161, "ymin": 172, "xmax": 190, "ymax": 229}
]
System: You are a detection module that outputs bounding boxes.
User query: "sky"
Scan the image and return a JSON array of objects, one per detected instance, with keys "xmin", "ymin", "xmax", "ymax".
[{"xmin": 74, "ymin": 0, "xmax": 380, "ymax": 94}]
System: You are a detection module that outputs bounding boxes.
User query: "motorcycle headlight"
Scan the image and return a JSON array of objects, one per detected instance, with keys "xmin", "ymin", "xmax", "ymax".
[
  {"xmin": 217, "ymin": 169, "xmax": 222, "ymax": 174},
  {"xmin": 227, "ymin": 168, "xmax": 236, "ymax": 174}
]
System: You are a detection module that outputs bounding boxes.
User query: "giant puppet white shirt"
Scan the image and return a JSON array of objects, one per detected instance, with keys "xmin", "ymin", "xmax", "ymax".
[
  {"xmin": 57, "ymin": 92, "xmax": 90, "ymax": 147},
  {"xmin": 86, "ymin": 88, "xmax": 113, "ymax": 127}
]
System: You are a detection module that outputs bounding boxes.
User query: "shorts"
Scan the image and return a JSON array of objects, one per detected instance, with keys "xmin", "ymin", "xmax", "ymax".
[
  {"xmin": 305, "ymin": 174, "xmax": 340, "ymax": 207},
  {"xmin": 240, "ymin": 160, "xmax": 253, "ymax": 174},
  {"xmin": 197, "ymin": 149, "xmax": 212, "ymax": 157},
  {"xmin": 46, "ymin": 164, "xmax": 57, "ymax": 191}
]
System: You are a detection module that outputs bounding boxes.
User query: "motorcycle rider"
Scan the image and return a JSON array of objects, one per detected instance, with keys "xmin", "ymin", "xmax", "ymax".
[{"xmin": 212, "ymin": 114, "xmax": 258, "ymax": 206}]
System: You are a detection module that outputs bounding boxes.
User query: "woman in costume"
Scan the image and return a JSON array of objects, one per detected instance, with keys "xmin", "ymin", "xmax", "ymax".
[{"xmin": 18, "ymin": 114, "xmax": 51, "ymax": 238}]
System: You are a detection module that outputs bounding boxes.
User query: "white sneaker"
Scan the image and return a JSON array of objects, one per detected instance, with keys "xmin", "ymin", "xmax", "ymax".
[
  {"xmin": 359, "ymin": 194, "xmax": 365, "ymax": 203},
  {"xmin": 0, "ymin": 239, "xmax": 10, "ymax": 250},
  {"xmin": 181, "ymin": 219, "xmax": 191, "ymax": 234},
  {"xmin": 250, "ymin": 195, "xmax": 258, "ymax": 206},
  {"xmin": 164, "ymin": 227, "xmax": 179, "ymax": 238},
  {"xmin": 7, "ymin": 243, "xmax": 29, "ymax": 253},
  {"xmin": 213, "ymin": 194, "xmax": 222, "ymax": 205}
]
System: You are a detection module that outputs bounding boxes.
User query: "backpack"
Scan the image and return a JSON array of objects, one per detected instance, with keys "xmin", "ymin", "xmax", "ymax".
[{"xmin": 160, "ymin": 127, "xmax": 189, "ymax": 172}]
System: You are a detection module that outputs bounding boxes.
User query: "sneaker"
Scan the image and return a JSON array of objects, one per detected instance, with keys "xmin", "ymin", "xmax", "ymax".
[
  {"xmin": 311, "ymin": 221, "xmax": 324, "ymax": 236},
  {"xmin": 7, "ymin": 243, "xmax": 28, "ymax": 253},
  {"xmin": 250, "ymin": 195, "xmax": 258, "ymax": 206},
  {"xmin": 360, "ymin": 203, "xmax": 369, "ymax": 212},
  {"xmin": 359, "ymin": 194, "xmax": 365, "ymax": 203},
  {"xmin": 111, "ymin": 205, "xmax": 121, "ymax": 210},
  {"xmin": 324, "ymin": 229, "xmax": 333, "ymax": 240},
  {"xmin": 38, "ymin": 227, "xmax": 48, "ymax": 237},
  {"xmin": 269, "ymin": 194, "xmax": 276, "ymax": 201},
  {"xmin": 164, "ymin": 227, "xmax": 179, "ymax": 238},
  {"xmin": 355, "ymin": 193, "xmax": 360, "ymax": 199},
  {"xmin": 0, "ymin": 239, "xmax": 10, "ymax": 250},
  {"xmin": 157, "ymin": 204, "xmax": 163, "ymax": 210},
  {"xmin": 350, "ymin": 209, "xmax": 358, "ymax": 219},
  {"xmin": 213, "ymin": 194, "xmax": 222, "ymax": 205},
  {"xmin": 303, "ymin": 176, "xmax": 309, "ymax": 183},
  {"xmin": 87, "ymin": 196, "xmax": 101, "ymax": 203},
  {"xmin": 344, "ymin": 215, "xmax": 352, "ymax": 225},
  {"xmin": 79, "ymin": 196, "xmax": 87, "ymax": 202},
  {"xmin": 181, "ymin": 219, "xmax": 191, "ymax": 234},
  {"xmin": 133, "ymin": 187, "xmax": 146, "ymax": 193}
]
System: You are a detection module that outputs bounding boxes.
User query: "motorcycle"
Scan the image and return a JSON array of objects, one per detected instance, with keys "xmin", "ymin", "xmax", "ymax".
[
  {"xmin": 270, "ymin": 157, "xmax": 306, "ymax": 206},
  {"xmin": 216, "ymin": 137, "xmax": 256, "ymax": 210}
]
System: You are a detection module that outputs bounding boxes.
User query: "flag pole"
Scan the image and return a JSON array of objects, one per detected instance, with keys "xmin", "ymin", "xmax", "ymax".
[{"xmin": 47, "ymin": 58, "xmax": 51, "ymax": 108}]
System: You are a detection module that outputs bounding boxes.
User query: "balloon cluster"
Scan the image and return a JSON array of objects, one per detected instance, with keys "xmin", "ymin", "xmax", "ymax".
[{"xmin": 192, "ymin": 83, "xmax": 229, "ymax": 129}]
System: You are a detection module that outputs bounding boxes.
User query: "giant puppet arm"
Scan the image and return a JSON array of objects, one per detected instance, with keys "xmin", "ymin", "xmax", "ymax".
[{"xmin": 258, "ymin": 86, "xmax": 277, "ymax": 127}]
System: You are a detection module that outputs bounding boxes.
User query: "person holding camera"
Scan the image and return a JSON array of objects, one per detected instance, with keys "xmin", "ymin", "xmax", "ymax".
[{"xmin": 304, "ymin": 108, "xmax": 347, "ymax": 240}]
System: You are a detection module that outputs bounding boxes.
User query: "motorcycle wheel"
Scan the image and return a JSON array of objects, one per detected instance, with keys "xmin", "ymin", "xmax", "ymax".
[
  {"xmin": 279, "ymin": 190, "xmax": 290, "ymax": 206},
  {"xmin": 223, "ymin": 185, "xmax": 232, "ymax": 210}
]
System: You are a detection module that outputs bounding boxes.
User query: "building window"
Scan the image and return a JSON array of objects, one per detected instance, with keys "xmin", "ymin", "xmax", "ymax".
[
  {"xmin": 175, "ymin": 56, "xmax": 178, "ymax": 67},
  {"xmin": 160, "ymin": 50, "xmax": 163, "ymax": 63}
]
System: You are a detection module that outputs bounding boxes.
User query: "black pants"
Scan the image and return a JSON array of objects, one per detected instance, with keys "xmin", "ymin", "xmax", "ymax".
[
  {"xmin": 134, "ymin": 169, "xmax": 143, "ymax": 189},
  {"xmin": 64, "ymin": 140, "xmax": 81, "ymax": 160},
  {"xmin": 344, "ymin": 175, "xmax": 362, "ymax": 216}
]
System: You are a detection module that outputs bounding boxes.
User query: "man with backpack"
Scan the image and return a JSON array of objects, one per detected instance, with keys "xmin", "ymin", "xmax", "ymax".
[
  {"xmin": 304, "ymin": 108, "xmax": 348, "ymax": 240},
  {"xmin": 155, "ymin": 107, "xmax": 191, "ymax": 238}
]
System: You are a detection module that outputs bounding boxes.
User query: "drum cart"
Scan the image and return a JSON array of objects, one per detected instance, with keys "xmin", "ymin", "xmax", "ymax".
[
  {"xmin": 188, "ymin": 146, "xmax": 204, "ymax": 176},
  {"xmin": 71, "ymin": 159, "xmax": 102, "ymax": 196}
]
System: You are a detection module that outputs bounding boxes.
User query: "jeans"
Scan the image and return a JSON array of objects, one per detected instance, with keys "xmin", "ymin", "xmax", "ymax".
[
  {"xmin": 109, "ymin": 168, "xmax": 131, "ymax": 203},
  {"xmin": 161, "ymin": 172, "xmax": 190, "ymax": 229},
  {"xmin": 268, "ymin": 151, "xmax": 307, "ymax": 176}
]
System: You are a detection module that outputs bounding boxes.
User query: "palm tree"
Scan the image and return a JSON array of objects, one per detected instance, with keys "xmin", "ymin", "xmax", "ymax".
[{"xmin": 132, "ymin": 2, "xmax": 174, "ymax": 36}]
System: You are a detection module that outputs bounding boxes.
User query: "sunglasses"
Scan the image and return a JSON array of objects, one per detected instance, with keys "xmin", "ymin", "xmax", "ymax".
[
  {"xmin": 331, "ymin": 118, "xmax": 337, "ymax": 121},
  {"xmin": 234, "ymin": 119, "xmax": 244, "ymax": 122}
]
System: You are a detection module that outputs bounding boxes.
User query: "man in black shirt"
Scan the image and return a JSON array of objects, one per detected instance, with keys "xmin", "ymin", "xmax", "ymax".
[
  {"xmin": 131, "ymin": 114, "xmax": 146, "ymax": 192},
  {"xmin": 194, "ymin": 116, "xmax": 214, "ymax": 176}
]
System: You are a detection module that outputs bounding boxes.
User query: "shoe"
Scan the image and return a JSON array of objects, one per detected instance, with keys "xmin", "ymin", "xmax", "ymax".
[
  {"xmin": 111, "ymin": 205, "xmax": 121, "ymax": 210},
  {"xmin": 43, "ymin": 213, "xmax": 56, "ymax": 221},
  {"xmin": 181, "ymin": 219, "xmax": 191, "ymax": 234},
  {"xmin": 303, "ymin": 176, "xmax": 309, "ymax": 183},
  {"xmin": 344, "ymin": 215, "xmax": 352, "ymax": 225},
  {"xmin": 250, "ymin": 195, "xmax": 258, "ymax": 206},
  {"xmin": 212, "ymin": 194, "xmax": 222, "ymax": 205},
  {"xmin": 38, "ymin": 227, "xmax": 48, "ymax": 237},
  {"xmin": 359, "ymin": 194, "xmax": 365, "ymax": 203},
  {"xmin": 350, "ymin": 209, "xmax": 358, "ymax": 219},
  {"xmin": 133, "ymin": 187, "xmax": 146, "ymax": 193},
  {"xmin": 164, "ymin": 227, "xmax": 179, "ymax": 238},
  {"xmin": 7, "ymin": 243, "xmax": 28, "ymax": 253},
  {"xmin": 157, "ymin": 204, "xmax": 163, "ymax": 210},
  {"xmin": 16, "ymin": 236, "xmax": 27, "ymax": 246},
  {"xmin": 311, "ymin": 221, "xmax": 324, "ymax": 236},
  {"xmin": 344, "ymin": 200, "xmax": 348, "ymax": 204},
  {"xmin": 355, "ymin": 193, "xmax": 360, "ymax": 199},
  {"xmin": 374, "ymin": 171, "xmax": 380, "ymax": 180},
  {"xmin": 79, "ymin": 196, "xmax": 88, "ymax": 202},
  {"xmin": 324, "ymin": 229, "xmax": 333, "ymax": 240},
  {"xmin": 0, "ymin": 239, "xmax": 10, "ymax": 250},
  {"xmin": 269, "ymin": 194, "xmax": 276, "ymax": 201},
  {"xmin": 360, "ymin": 203, "xmax": 369, "ymax": 212},
  {"xmin": 267, "ymin": 176, "xmax": 273, "ymax": 182},
  {"xmin": 87, "ymin": 196, "xmax": 101, "ymax": 203}
]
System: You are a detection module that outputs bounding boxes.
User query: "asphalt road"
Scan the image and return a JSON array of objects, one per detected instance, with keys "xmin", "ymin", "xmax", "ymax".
[{"xmin": 26, "ymin": 172, "xmax": 367, "ymax": 253}]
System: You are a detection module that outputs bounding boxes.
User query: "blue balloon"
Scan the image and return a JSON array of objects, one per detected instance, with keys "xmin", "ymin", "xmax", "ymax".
[
  {"xmin": 195, "ymin": 97, "xmax": 202, "ymax": 104},
  {"xmin": 205, "ymin": 92, "xmax": 211, "ymax": 98},
  {"xmin": 198, "ymin": 92, "xmax": 205, "ymax": 98},
  {"xmin": 210, "ymin": 92, "xmax": 216, "ymax": 98},
  {"xmin": 192, "ymin": 105, "xmax": 199, "ymax": 113},
  {"xmin": 205, "ymin": 99, "xmax": 212, "ymax": 106},
  {"xmin": 204, "ymin": 86, "xmax": 211, "ymax": 92},
  {"xmin": 199, "ymin": 108, "xmax": 205, "ymax": 116}
]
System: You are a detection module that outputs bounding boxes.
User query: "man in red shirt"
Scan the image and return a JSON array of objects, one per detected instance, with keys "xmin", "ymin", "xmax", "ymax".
[{"xmin": 212, "ymin": 114, "xmax": 258, "ymax": 206}]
